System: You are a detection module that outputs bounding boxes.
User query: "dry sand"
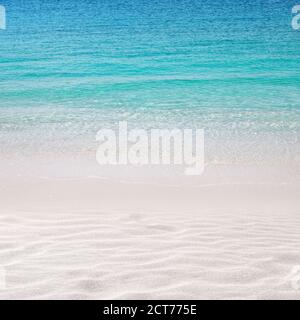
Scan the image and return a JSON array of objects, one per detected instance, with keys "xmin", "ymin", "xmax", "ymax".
[{"xmin": 0, "ymin": 169, "xmax": 300, "ymax": 299}]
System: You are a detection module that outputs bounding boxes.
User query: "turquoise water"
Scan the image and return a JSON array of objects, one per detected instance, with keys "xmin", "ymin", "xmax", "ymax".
[{"xmin": 0, "ymin": 0, "xmax": 299, "ymax": 164}]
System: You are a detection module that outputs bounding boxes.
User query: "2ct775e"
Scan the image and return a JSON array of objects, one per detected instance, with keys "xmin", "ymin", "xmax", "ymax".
[{"xmin": 146, "ymin": 304, "xmax": 197, "ymax": 316}]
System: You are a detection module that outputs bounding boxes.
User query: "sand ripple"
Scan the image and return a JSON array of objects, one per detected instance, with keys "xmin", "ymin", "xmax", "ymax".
[{"xmin": 1, "ymin": 211, "xmax": 300, "ymax": 299}]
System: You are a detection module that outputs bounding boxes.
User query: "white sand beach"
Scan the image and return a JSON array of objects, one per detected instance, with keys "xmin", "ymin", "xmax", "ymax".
[
  {"xmin": 1, "ymin": 0, "xmax": 300, "ymax": 302},
  {"xmin": 0, "ymin": 159, "xmax": 299, "ymax": 300}
]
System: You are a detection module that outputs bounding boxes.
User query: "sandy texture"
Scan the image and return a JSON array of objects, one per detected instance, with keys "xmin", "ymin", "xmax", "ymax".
[{"xmin": 0, "ymin": 177, "xmax": 300, "ymax": 300}]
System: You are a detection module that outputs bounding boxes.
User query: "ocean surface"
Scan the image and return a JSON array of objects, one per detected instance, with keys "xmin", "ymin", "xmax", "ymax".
[{"xmin": 0, "ymin": 0, "xmax": 299, "ymax": 172}]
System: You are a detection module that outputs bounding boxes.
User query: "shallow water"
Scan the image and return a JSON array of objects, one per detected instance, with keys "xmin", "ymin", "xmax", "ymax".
[{"xmin": 0, "ymin": 0, "xmax": 299, "ymax": 168}]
